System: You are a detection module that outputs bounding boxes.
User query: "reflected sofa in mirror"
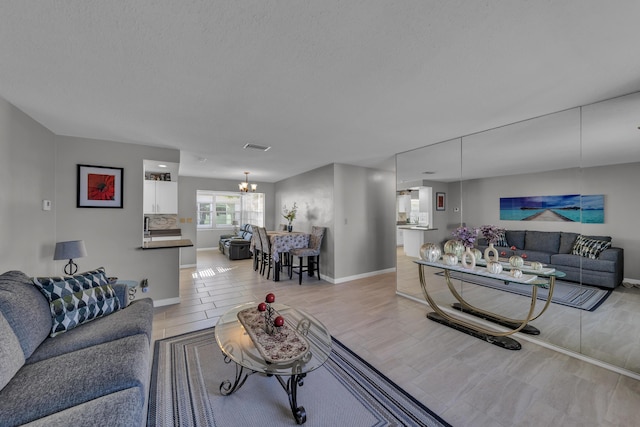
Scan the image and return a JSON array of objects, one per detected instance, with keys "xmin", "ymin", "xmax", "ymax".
[{"xmin": 396, "ymin": 91, "xmax": 640, "ymax": 375}]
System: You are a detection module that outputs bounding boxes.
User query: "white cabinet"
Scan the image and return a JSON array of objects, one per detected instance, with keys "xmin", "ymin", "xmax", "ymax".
[{"xmin": 144, "ymin": 181, "xmax": 178, "ymax": 214}]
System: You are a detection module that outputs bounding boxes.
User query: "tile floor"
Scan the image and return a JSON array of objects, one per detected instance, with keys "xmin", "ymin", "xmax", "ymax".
[{"xmin": 152, "ymin": 250, "xmax": 640, "ymax": 426}]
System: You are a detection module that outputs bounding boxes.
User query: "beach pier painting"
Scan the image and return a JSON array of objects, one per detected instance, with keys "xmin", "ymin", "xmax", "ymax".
[{"xmin": 500, "ymin": 194, "xmax": 604, "ymax": 223}]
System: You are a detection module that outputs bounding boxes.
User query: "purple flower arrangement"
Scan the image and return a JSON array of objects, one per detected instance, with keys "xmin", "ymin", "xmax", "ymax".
[
  {"xmin": 452, "ymin": 226, "xmax": 479, "ymax": 248},
  {"xmin": 479, "ymin": 225, "xmax": 504, "ymax": 245}
]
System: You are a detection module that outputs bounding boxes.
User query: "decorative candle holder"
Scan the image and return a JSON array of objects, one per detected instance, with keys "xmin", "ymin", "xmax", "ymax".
[{"xmin": 257, "ymin": 293, "xmax": 282, "ymax": 335}]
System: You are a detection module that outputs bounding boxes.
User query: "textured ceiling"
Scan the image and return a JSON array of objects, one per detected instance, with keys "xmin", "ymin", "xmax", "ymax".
[{"xmin": 1, "ymin": 1, "xmax": 640, "ymax": 182}]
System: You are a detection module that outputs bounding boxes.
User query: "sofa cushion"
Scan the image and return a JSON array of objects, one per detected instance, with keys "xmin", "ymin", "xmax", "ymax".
[
  {"xmin": 505, "ymin": 230, "xmax": 525, "ymax": 249},
  {"xmin": 0, "ymin": 334, "xmax": 149, "ymax": 426},
  {"xmin": 0, "ymin": 312, "xmax": 25, "ymax": 392},
  {"xmin": 559, "ymin": 232, "xmax": 579, "ymax": 254},
  {"xmin": 32, "ymin": 267, "xmax": 121, "ymax": 337},
  {"xmin": 525, "ymin": 231, "xmax": 561, "ymax": 254},
  {"xmin": 0, "ymin": 271, "xmax": 52, "ymax": 359},
  {"xmin": 572, "ymin": 235, "xmax": 612, "ymax": 259},
  {"xmin": 551, "ymin": 253, "xmax": 617, "ymax": 273},
  {"xmin": 26, "ymin": 298, "xmax": 154, "ymax": 364}
]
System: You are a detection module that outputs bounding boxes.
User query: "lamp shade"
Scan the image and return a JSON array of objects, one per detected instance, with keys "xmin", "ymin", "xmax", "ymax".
[{"xmin": 53, "ymin": 240, "xmax": 87, "ymax": 260}]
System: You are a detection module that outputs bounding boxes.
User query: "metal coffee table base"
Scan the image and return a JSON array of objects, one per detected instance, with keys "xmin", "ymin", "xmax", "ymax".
[{"xmin": 219, "ymin": 355, "xmax": 308, "ymax": 424}]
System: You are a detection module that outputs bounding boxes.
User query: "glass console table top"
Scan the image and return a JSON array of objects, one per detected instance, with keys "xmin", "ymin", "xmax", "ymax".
[
  {"xmin": 415, "ymin": 259, "xmax": 565, "ymax": 287},
  {"xmin": 215, "ymin": 302, "xmax": 332, "ymax": 376}
]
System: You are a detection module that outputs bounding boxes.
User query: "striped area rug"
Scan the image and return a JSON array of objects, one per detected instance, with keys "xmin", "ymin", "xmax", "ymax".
[{"xmin": 148, "ymin": 328, "xmax": 451, "ymax": 427}]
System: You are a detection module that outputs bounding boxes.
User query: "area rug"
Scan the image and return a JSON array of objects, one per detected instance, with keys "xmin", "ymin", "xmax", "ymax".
[
  {"xmin": 439, "ymin": 271, "xmax": 611, "ymax": 311},
  {"xmin": 148, "ymin": 328, "xmax": 451, "ymax": 427}
]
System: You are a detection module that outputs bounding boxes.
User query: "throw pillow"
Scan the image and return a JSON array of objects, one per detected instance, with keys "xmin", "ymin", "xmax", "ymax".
[
  {"xmin": 495, "ymin": 230, "xmax": 508, "ymax": 247},
  {"xmin": 31, "ymin": 267, "xmax": 121, "ymax": 337},
  {"xmin": 571, "ymin": 235, "xmax": 612, "ymax": 259}
]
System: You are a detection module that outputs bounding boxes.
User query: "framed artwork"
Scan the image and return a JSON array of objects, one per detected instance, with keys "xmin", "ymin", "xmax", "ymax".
[
  {"xmin": 436, "ymin": 192, "xmax": 446, "ymax": 211},
  {"xmin": 499, "ymin": 194, "xmax": 604, "ymax": 223},
  {"xmin": 77, "ymin": 164, "xmax": 123, "ymax": 208}
]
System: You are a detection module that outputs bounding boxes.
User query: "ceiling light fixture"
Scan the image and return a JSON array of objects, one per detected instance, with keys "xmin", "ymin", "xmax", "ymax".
[{"xmin": 239, "ymin": 172, "xmax": 257, "ymax": 192}]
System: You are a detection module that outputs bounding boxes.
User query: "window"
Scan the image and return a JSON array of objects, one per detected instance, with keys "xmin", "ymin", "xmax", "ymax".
[{"xmin": 197, "ymin": 191, "xmax": 264, "ymax": 229}]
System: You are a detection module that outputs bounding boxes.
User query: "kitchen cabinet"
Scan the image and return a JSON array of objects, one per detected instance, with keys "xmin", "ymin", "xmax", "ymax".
[{"xmin": 144, "ymin": 180, "xmax": 178, "ymax": 214}]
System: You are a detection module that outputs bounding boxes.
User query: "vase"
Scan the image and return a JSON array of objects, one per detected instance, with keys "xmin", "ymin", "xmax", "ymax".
[
  {"xmin": 444, "ymin": 239, "xmax": 465, "ymax": 259},
  {"xmin": 460, "ymin": 247, "xmax": 476, "ymax": 269},
  {"xmin": 287, "ymin": 224, "xmax": 293, "ymax": 232},
  {"xmin": 419, "ymin": 243, "xmax": 441, "ymax": 262},
  {"xmin": 484, "ymin": 243, "xmax": 499, "ymax": 262}
]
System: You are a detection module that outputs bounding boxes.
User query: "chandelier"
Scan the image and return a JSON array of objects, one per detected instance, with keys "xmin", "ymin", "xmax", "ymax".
[{"xmin": 239, "ymin": 171, "xmax": 257, "ymax": 192}]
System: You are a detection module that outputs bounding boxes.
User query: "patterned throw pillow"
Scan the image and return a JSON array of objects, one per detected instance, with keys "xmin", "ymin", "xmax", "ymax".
[
  {"xmin": 495, "ymin": 230, "xmax": 509, "ymax": 247},
  {"xmin": 571, "ymin": 235, "xmax": 612, "ymax": 259},
  {"xmin": 32, "ymin": 267, "xmax": 121, "ymax": 337}
]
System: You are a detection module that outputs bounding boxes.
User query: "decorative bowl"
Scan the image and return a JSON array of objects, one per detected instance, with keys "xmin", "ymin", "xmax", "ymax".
[
  {"xmin": 509, "ymin": 255, "xmax": 524, "ymax": 268},
  {"xmin": 420, "ymin": 243, "xmax": 442, "ymax": 262},
  {"xmin": 486, "ymin": 261, "xmax": 503, "ymax": 274},
  {"xmin": 442, "ymin": 253, "xmax": 458, "ymax": 266},
  {"xmin": 443, "ymin": 239, "xmax": 465, "ymax": 259},
  {"xmin": 530, "ymin": 261, "xmax": 543, "ymax": 271}
]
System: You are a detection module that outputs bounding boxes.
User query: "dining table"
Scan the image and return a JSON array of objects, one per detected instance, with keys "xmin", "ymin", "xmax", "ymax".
[{"xmin": 252, "ymin": 231, "xmax": 310, "ymax": 281}]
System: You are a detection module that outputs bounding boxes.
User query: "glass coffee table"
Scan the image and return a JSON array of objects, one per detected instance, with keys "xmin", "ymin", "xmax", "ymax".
[{"xmin": 214, "ymin": 302, "xmax": 332, "ymax": 424}]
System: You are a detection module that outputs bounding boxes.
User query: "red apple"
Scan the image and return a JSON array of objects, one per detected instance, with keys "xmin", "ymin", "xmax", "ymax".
[
  {"xmin": 510, "ymin": 246, "xmax": 516, "ymax": 250},
  {"xmin": 257, "ymin": 302, "xmax": 267, "ymax": 312},
  {"xmin": 274, "ymin": 316, "xmax": 285, "ymax": 327},
  {"xmin": 500, "ymin": 251, "xmax": 506, "ymax": 256},
  {"xmin": 265, "ymin": 293, "xmax": 275, "ymax": 303},
  {"xmin": 522, "ymin": 253, "xmax": 528, "ymax": 259}
]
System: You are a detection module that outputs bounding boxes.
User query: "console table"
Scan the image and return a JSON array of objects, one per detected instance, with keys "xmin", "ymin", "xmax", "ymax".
[
  {"xmin": 414, "ymin": 259, "xmax": 565, "ymax": 350},
  {"xmin": 215, "ymin": 302, "xmax": 332, "ymax": 424}
]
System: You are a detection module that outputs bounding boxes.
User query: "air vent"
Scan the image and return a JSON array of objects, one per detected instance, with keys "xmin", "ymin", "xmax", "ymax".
[
  {"xmin": 243, "ymin": 143, "xmax": 271, "ymax": 152},
  {"xmin": 422, "ymin": 171, "xmax": 435, "ymax": 175}
]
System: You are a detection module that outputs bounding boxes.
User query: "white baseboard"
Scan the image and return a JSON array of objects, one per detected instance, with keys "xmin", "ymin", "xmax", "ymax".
[
  {"xmin": 622, "ymin": 277, "xmax": 640, "ymax": 285},
  {"xmin": 329, "ymin": 267, "xmax": 396, "ymax": 284},
  {"xmin": 153, "ymin": 297, "xmax": 181, "ymax": 307},
  {"xmin": 180, "ymin": 264, "xmax": 196, "ymax": 269}
]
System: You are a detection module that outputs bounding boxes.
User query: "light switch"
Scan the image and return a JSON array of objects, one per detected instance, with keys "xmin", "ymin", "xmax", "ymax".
[{"xmin": 42, "ymin": 200, "xmax": 52, "ymax": 211}]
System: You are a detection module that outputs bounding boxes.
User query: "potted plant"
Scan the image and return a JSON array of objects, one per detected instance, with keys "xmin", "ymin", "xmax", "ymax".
[{"xmin": 282, "ymin": 202, "xmax": 298, "ymax": 232}]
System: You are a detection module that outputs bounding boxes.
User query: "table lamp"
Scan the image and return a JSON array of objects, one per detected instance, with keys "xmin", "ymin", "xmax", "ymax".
[{"xmin": 53, "ymin": 240, "xmax": 87, "ymax": 275}]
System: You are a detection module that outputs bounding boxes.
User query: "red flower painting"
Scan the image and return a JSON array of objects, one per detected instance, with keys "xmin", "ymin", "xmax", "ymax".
[{"xmin": 87, "ymin": 173, "xmax": 115, "ymax": 200}]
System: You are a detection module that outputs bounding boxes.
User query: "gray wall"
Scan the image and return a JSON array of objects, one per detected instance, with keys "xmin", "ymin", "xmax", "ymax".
[
  {"xmin": 0, "ymin": 97, "xmax": 56, "ymax": 274},
  {"xmin": 275, "ymin": 163, "xmax": 396, "ymax": 282},
  {"xmin": 178, "ymin": 176, "xmax": 276, "ymax": 266},
  {"xmin": 54, "ymin": 136, "xmax": 182, "ymax": 302},
  {"xmin": 461, "ymin": 162, "xmax": 640, "ymax": 279}
]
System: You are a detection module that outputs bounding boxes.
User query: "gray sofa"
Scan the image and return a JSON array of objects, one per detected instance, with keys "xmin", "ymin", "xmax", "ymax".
[
  {"xmin": 0, "ymin": 270, "xmax": 154, "ymax": 427},
  {"xmin": 218, "ymin": 224, "xmax": 254, "ymax": 260},
  {"xmin": 476, "ymin": 230, "xmax": 624, "ymax": 289}
]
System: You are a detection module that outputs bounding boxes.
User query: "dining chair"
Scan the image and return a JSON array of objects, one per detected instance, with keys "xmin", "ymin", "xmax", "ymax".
[
  {"xmin": 288, "ymin": 226, "xmax": 326, "ymax": 285},
  {"xmin": 257, "ymin": 227, "xmax": 273, "ymax": 279},
  {"xmin": 252, "ymin": 226, "xmax": 263, "ymax": 272}
]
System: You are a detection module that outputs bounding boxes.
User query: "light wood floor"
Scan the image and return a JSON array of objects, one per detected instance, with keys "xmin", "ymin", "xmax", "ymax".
[{"xmin": 152, "ymin": 250, "xmax": 640, "ymax": 426}]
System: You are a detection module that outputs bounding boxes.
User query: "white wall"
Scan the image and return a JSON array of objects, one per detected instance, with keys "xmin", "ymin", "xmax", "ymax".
[
  {"xmin": 275, "ymin": 163, "xmax": 396, "ymax": 282},
  {"xmin": 0, "ymin": 97, "xmax": 57, "ymax": 274},
  {"xmin": 461, "ymin": 162, "xmax": 640, "ymax": 279},
  {"xmin": 53, "ymin": 136, "xmax": 182, "ymax": 302}
]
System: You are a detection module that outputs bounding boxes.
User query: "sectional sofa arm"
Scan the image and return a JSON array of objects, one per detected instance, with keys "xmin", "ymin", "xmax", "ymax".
[
  {"xmin": 598, "ymin": 247, "xmax": 623, "ymax": 262},
  {"xmin": 228, "ymin": 239, "xmax": 250, "ymax": 246}
]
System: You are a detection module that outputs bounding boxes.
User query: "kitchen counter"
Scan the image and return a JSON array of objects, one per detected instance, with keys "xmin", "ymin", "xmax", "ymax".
[
  {"xmin": 141, "ymin": 239, "xmax": 193, "ymax": 250},
  {"xmin": 399, "ymin": 227, "xmax": 438, "ymax": 258}
]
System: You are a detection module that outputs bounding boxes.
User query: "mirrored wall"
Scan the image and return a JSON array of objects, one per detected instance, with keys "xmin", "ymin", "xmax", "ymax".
[{"xmin": 396, "ymin": 91, "xmax": 640, "ymax": 375}]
